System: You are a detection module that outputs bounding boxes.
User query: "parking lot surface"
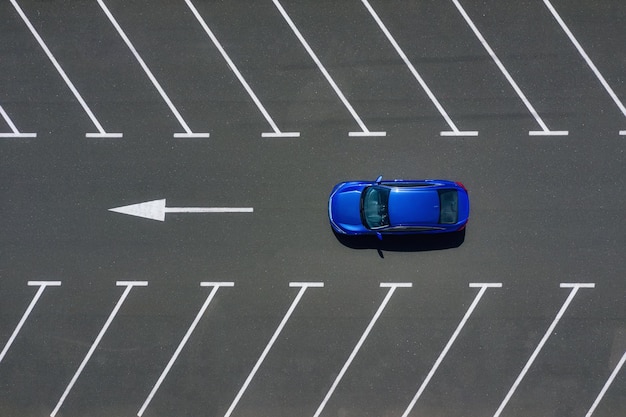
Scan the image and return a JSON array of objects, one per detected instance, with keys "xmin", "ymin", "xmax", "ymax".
[{"xmin": 1, "ymin": 1, "xmax": 625, "ymax": 416}]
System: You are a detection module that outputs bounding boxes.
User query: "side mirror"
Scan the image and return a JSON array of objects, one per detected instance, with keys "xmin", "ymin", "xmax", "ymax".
[
  {"xmin": 376, "ymin": 232, "xmax": 383, "ymax": 241},
  {"xmin": 375, "ymin": 175, "xmax": 382, "ymax": 184}
]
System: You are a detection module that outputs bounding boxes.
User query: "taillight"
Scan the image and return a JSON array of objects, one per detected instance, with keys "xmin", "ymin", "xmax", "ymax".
[{"xmin": 455, "ymin": 181, "xmax": 467, "ymax": 191}]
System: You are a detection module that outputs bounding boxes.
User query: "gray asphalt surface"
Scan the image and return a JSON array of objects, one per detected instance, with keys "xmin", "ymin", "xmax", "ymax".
[{"xmin": 0, "ymin": 1, "xmax": 625, "ymax": 416}]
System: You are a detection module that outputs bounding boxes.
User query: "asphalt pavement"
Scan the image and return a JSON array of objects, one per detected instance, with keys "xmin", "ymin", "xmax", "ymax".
[{"xmin": 0, "ymin": 1, "xmax": 625, "ymax": 416}]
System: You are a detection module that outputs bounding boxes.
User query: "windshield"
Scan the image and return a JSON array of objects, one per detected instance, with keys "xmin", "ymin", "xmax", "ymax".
[
  {"xmin": 438, "ymin": 189, "xmax": 459, "ymax": 224},
  {"xmin": 361, "ymin": 186, "xmax": 390, "ymax": 229}
]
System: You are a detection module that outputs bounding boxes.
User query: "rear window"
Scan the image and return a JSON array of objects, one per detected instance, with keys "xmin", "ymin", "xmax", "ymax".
[{"xmin": 438, "ymin": 189, "xmax": 458, "ymax": 224}]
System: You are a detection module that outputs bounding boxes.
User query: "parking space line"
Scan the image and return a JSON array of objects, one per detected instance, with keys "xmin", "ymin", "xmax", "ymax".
[
  {"xmin": 223, "ymin": 282, "xmax": 323, "ymax": 417},
  {"xmin": 0, "ymin": 105, "xmax": 36, "ymax": 138},
  {"xmin": 185, "ymin": 0, "xmax": 300, "ymax": 138},
  {"xmin": 313, "ymin": 282, "xmax": 412, "ymax": 417},
  {"xmin": 541, "ymin": 0, "xmax": 626, "ymax": 136},
  {"xmin": 137, "ymin": 282, "xmax": 234, "ymax": 417},
  {"xmin": 492, "ymin": 283, "xmax": 595, "ymax": 417},
  {"xmin": 272, "ymin": 0, "xmax": 386, "ymax": 138},
  {"xmin": 361, "ymin": 0, "xmax": 478, "ymax": 137},
  {"xmin": 9, "ymin": 0, "xmax": 122, "ymax": 139},
  {"xmin": 451, "ymin": 0, "xmax": 568, "ymax": 137},
  {"xmin": 0, "ymin": 281, "xmax": 61, "ymax": 365},
  {"xmin": 51, "ymin": 281, "xmax": 148, "ymax": 417},
  {"xmin": 585, "ymin": 350, "xmax": 626, "ymax": 417},
  {"xmin": 401, "ymin": 283, "xmax": 502, "ymax": 417},
  {"xmin": 96, "ymin": 0, "xmax": 210, "ymax": 139}
]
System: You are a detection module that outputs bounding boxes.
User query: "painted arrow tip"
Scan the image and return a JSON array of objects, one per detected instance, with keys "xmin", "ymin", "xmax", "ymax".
[{"xmin": 109, "ymin": 199, "xmax": 166, "ymax": 221}]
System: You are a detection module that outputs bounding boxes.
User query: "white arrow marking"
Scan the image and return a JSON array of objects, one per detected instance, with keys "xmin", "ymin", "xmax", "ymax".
[{"xmin": 109, "ymin": 199, "xmax": 253, "ymax": 221}]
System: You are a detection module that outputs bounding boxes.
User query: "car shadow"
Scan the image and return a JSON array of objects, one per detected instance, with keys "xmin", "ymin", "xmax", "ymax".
[{"xmin": 333, "ymin": 229, "xmax": 465, "ymax": 257}]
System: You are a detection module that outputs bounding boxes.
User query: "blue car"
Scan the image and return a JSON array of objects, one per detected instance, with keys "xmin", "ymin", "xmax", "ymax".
[{"xmin": 329, "ymin": 176, "xmax": 469, "ymax": 238}]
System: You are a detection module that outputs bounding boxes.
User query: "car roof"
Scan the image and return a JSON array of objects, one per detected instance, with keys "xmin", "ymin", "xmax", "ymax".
[{"xmin": 387, "ymin": 188, "xmax": 441, "ymax": 226}]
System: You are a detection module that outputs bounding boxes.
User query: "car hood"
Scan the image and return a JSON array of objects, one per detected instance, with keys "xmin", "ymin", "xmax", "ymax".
[
  {"xmin": 388, "ymin": 189, "xmax": 440, "ymax": 225},
  {"xmin": 329, "ymin": 184, "xmax": 367, "ymax": 233}
]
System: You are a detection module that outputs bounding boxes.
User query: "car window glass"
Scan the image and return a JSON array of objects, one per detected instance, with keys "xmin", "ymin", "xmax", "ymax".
[
  {"xmin": 361, "ymin": 186, "xmax": 390, "ymax": 229},
  {"xmin": 438, "ymin": 189, "xmax": 458, "ymax": 224}
]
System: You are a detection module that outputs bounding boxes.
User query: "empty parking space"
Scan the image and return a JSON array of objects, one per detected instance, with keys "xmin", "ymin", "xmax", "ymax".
[
  {"xmin": 0, "ymin": 280, "xmax": 621, "ymax": 416},
  {"xmin": 1, "ymin": 0, "xmax": 623, "ymax": 138}
]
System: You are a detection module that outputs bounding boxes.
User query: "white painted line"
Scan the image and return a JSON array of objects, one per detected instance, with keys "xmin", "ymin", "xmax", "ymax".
[
  {"xmin": 109, "ymin": 199, "xmax": 253, "ymax": 222},
  {"xmin": 0, "ymin": 105, "xmax": 37, "ymax": 138},
  {"xmin": 492, "ymin": 283, "xmax": 594, "ymax": 417},
  {"xmin": 585, "ymin": 350, "xmax": 626, "ymax": 417},
  {"xmin": 289, "ymin": 282, "xmax": 324, "ymax": 288},
  {"xmin": 529, "ymin": 130, "xmax": 569, "ymax": 136},
  {"xmin": 96, "ymin": 0, "xmax": 208, "ymax": 138},
  {"xmin": 380, "ymin": 282, "xmax": 412, "ymax": 288},
  {"xmin": 51, "ymin": 281, "xmax": 147, "ymax": 417},
  {"xmin": 0, "ymin": 105, "xmax": 24, "ymax": 134},
  {"xmin": 167, "ymin": 207, "xmax": 253, "ymax": 213},
  {"xmin": 401, "ymin": 283, "xmax": 500, "ymax": 417},
  {"xmin": 0, "ymin": 133, "xmax": 37, "ymax": 138},
  {"xmin": 185, "ymin": 0, "xmax": 299, "ymax": 139},
  {"xmin": 440, "ymin": 131, "xmax": 479, "ymax": 137},
  {"xmin": 116, "ymin": 280, "xmax": 149, "ymax": 287},
  {"xmin": 560, "ymin": 282, "xmax": 595, "ymax": 289},
  {"xmin": 542, "ymin": 0, "xmax": 626, "ymax": 121},
  {"xmin": 313, "ymin": 283, "xmax": 410, "ymax": 417},
  {"xmin": 173, "ymin": 133, "xmax": 211, "ymax": 139},
  {"xmin": 348, "ymin": 131, "xmax": 387, "ymax": 137},
  {"xmin": 620, "ymin": 130, "xmax": 626, "ymax": 136},
  {"xmin": 262, "ymin": 132, "xmax": 301, "ymax": 138},
  {"xmin": 224, "ymin": 282, "xmax": 321, "ymax": 417},
  {"xmin": 85, "ymin": 132, "xmax": 123, "ymax": 139},
  {"xmin": 138, "ymin": 282, "xmax": 233, "ymax": 417},
  {"xmin": 28, "ymin": 281, "xmax": 62, "ymax": 287},
  {"xmin": 451, "ymin": 0, "xmax": 566, "ymax": 135},
  {"xmin": 361, "ymin": 0, "xmax": 477, "ymax": 137},
  {"xmin": 9, "ymin": 1, "xmax": 117, "ymax": 138},
  {"xmin": 273, "ymin": 0, "xmax": 383, "ymax": 138},
  {"xmin": 469, "ymin": 283, "xmax": 503, "ymax": 288},
  {"xmin": 201, "ymin": 282, "xmax": 235, "ymax": 287},
  {"xmin": 0, "ymin": 281, "xmax": 61, "ymax": 365}
]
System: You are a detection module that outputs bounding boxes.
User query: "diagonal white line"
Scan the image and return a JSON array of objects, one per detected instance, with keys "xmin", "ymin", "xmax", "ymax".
[
  {"xmin": 492, "ymin": 283, "xmax": 593, "ymax": 417},
  {"xmin": 10, "ymin": 0, "xmax": 108, "ymax": 135},
  {"xmin": 361, "ymin": 0, "xmax": 467, "ymax": 134},
  {"xmin": 541, "ymin": 0, "xmax": 626, "ymax": 119},
  {"xmin": 0, "ymin": 104, "xmax": 21, "ymax": 134},
  {"xmin": 224, "ymin": 282, "xmax": 322, "ymax": 417},
  {"xmin": 273, "ymin": 0, "xmax": 380, "ymax": 136},
  {"xmin": 451, "ymin": 0, "xmax": 565, "ymax": 134},
  {"xmin": 185, "ymin": 0, "xmax": 297, "ymax": 137},
  {"xmin": 96, "ymin": 0, "xmax": 198, "ymax": 136},
  {"xmin": 401, "ymin": 283, "xmax": 501, "ymax": 417},
  {"xmin": 0, "ymin": 105, "xmax": 37, "ymax": 137},
  {"xmin": 313, "ymin": 283, "xmax": 411, "ymax": 417},
  {"xmin": 51, "ymin": 281, "xmax": 147, "ymax": 417},
  {"xmin": 585, "ymin": 350, "xmax": 626, "ymax": 417},
  {"xmin": 0, "ymin": 282, "xmax": 61, "ymax": 364},
  {"xmin": 138, "ymin": 282, "xmax": 233, "ymax": 417}
]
